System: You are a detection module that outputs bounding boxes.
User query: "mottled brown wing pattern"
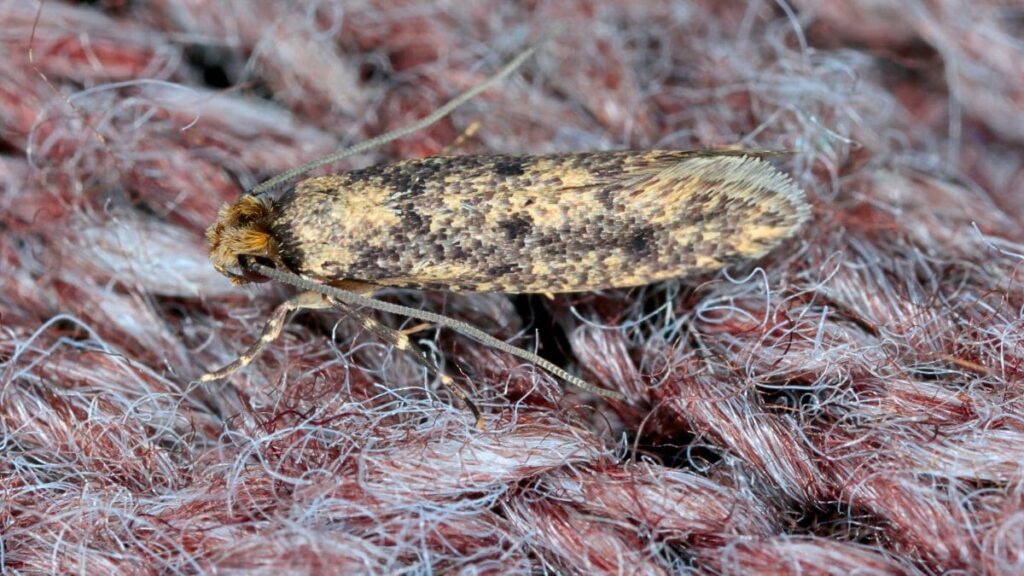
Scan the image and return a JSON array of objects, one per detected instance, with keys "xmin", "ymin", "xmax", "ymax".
[{"xmin": 270, "ymin": 150, "xmax": 808, "ymax": 293}]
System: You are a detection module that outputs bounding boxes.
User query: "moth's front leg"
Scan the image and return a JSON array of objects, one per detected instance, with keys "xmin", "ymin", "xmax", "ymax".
[{"xmin": 196, "ymin": 290, "xmax": 332, "ymax": 383}]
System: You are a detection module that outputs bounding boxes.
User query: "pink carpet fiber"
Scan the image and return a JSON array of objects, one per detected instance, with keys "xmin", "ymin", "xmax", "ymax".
[{"xmin": 2, "ymin": 1, "xmax": 1023, "ymax": 574}]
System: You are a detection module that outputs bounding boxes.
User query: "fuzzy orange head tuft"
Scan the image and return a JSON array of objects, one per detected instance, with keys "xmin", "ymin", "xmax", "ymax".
[{"xmin": 206, "ymin": 195, "xmax": 281, "ymax": 284}]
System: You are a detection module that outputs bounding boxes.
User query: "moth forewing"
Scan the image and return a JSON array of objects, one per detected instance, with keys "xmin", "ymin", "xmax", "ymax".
[{"xmin": 260, "ymin": 151, "xmax": 808, "ymax": 293}]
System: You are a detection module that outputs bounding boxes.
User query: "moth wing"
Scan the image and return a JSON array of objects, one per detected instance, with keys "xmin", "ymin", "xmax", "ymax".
[{"xmin": 277, "ymin": 151, "xmax": 807, "ymax": 293}]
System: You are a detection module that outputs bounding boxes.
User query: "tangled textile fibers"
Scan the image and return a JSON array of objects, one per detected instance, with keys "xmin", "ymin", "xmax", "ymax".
[{"xmin": 2, "ymin": 1, "xmax": 1023, "ymax": 574}]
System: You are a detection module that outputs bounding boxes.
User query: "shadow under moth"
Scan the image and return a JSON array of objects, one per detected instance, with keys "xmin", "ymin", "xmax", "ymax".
[{"xmin": 198, "ymin": 47, "xmax": 810, "ymax": 429}]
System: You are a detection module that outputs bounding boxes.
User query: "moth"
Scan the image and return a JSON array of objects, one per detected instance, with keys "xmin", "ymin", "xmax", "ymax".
[{"xmin": 198, "ymin": 47, "xmax": 810, "ymax": 428}]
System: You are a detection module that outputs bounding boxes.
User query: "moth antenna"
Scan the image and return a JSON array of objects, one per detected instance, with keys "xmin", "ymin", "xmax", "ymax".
[
  {"xmin": 248, "ymin": 44, "xmax": 538, "ymax": 197},
  {"xmin": 248, "ymin": 262, "xmax": 626, "ymax": 402}
]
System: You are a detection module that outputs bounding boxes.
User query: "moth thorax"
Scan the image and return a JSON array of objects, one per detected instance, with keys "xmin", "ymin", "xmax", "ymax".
[{"xmin": 206, "ymin": 194, "xmax": 281, "ymax": 284}]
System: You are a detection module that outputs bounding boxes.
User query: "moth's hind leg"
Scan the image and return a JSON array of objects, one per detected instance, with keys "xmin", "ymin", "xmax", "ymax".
[
  {"xmin": 196, "ymin": 291, "xmax": 330, "ymax": 383},
  {"xmin": 334, "ymin": 302, "xmax": 485, "ymax": 430}
]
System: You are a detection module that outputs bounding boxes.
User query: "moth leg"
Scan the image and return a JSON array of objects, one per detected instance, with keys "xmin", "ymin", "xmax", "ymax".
[
  {"xmin": 438, "ymin": 120, "xmax": 481, "ymax": 156},
  {"xmin": 196, "ymin": 291, "xmax": 329, "ymax": 383},
  {"xmin": 400, "ymin": 322, "xmax": 432, "ymax": 336},
  {"xmin": 247, "ymin": 262, "xmax": 629, "ymax": 402},
  {"xmin": 328, "ymin": 279, "xmax": 378, "ymax": 295},
  {"xmin": 334, "ymin": 301, "xmax": 485, "ymax": 431}
]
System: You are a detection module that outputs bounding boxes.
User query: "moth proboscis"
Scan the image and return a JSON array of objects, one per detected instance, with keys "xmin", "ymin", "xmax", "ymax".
[{"xmin": 198, "ymin": 46, "xmax": 810, "ymax": 430}]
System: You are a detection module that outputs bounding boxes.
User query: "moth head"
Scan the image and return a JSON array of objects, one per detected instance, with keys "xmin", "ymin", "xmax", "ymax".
[{"xmin": 206, "ymin": 194, "xmax": 282, "ymax": 285}]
